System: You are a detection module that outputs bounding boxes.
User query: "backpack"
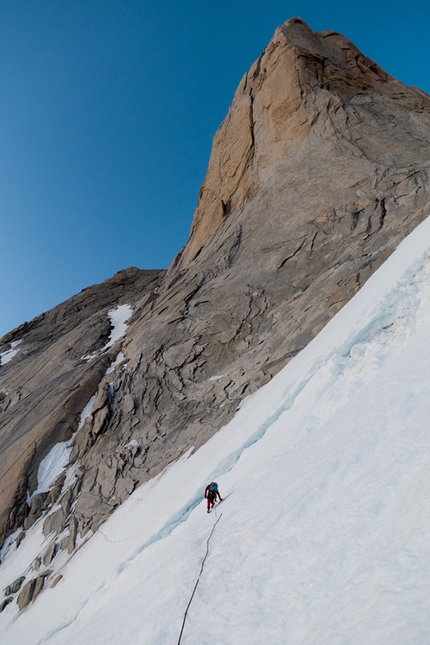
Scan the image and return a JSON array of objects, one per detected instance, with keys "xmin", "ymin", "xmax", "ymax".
[{"xmin": 209, "ymin": 482, "xmax": 218, "ymax": 494}]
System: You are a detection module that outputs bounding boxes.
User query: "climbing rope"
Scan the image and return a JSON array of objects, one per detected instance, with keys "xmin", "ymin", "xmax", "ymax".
[{"xmin": 177, "ymin": 513, "xmax": 223, "ymax": 645}]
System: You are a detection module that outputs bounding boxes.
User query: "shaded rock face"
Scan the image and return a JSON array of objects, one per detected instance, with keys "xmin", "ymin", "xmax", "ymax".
[
  {"xmin": 0, "ymin": 267, "xmax": 163, "ymax": 547},
  {"xmin": 1, "ymin": 18, "xmax": 430, "ymax": 567}
]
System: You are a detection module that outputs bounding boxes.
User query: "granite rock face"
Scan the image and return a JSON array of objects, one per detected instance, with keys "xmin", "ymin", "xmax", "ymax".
[
  {"xmin": 181, "ymin": 19, "xmax": 430, "ymax": 264},
  {"xmin": 1, "ymin": 18, "xmax": 430, "ymax": 575}
]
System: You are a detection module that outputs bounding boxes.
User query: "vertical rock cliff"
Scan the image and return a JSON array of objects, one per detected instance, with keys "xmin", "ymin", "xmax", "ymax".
[{"xmin": 1, "ymin": 18, "xmax": 429, "ymax": 589}]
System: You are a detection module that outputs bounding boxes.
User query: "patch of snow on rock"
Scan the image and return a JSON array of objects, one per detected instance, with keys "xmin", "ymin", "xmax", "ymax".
[
  {"xmin": 30, "ymin": 442, "xmax": 73, "ymax": 500},
  {"xmin": 29, "ymin": 395, "xmax": 96, "ymax": 502},
  {"xmin": 77, "ymin": 394, "xmax": 96, "ymax": 430},
  {"xmin": 0, "ymin": 340, "xmax": 22, "ymax": 366},
  {"xmin": 124, "ymin": 439, "xmax": 139, "ymax": 450},
  {"xmin": 105, "ymin": 351, "xmax": 125, "ymax": 374},
  {"xmin": 83, "ymin": 305, "xmax": 132, "ymax": 361},
  {"xmin": 0, "ymin": 528, "xmax": 21, "ymax": 563},
  {"xmin": 105, "ymin": 305, "xmax": 132, "ymax": 349}
]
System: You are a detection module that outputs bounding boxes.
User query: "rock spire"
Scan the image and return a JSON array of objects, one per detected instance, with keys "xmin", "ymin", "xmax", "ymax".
[{"xmin": 180, "ymin": 17, "xmax": 430, "ymax": 265}]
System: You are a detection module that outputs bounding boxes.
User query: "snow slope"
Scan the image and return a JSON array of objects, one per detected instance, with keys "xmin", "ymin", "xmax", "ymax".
[{"xmin": 3, "ymin": 217, "xmax": 430, "ymax": 643}]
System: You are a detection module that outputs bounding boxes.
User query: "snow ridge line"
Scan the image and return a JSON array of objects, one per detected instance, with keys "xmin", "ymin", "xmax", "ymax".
[{"xmin": 177, "ymin": 513, "xmax": 223, "ymax": 645}]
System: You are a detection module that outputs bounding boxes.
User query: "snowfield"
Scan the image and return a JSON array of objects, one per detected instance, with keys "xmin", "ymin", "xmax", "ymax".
[{"xmin": 3, "ymin": 216, "xmax": 430, "ymax": 644}]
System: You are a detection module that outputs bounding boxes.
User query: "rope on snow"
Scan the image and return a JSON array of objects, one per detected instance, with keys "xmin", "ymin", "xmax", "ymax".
[{"xmin": 177, "ymin": 513, "xmax": 223, "ymax": 645}]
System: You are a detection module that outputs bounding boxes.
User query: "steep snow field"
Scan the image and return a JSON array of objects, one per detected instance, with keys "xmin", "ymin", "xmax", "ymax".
[{"xmin": 3, "ymin": 217, "xmax": 430, "ymax": 644}]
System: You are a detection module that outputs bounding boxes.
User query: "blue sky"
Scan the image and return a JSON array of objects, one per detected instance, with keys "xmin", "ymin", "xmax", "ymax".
[{"xmin": 1, "ymin": 0, "xmax": 429, "ymax": 338}]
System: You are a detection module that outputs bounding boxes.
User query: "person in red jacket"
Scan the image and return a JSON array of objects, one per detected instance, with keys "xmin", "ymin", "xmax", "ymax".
[{"xmin": 204, "ymin": 482, "xmax": 222, "ymax": 513}]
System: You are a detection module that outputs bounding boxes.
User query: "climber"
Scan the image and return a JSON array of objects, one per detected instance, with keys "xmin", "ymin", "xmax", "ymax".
[{"xmin": 204, "ymin": 481, "xmax": 222, "ymax": 513}]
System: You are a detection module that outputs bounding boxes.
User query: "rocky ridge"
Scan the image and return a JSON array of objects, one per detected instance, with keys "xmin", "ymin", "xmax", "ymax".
[{"xmin": 1, "ymin": 18, "xmax": 430, "ymax": 607}]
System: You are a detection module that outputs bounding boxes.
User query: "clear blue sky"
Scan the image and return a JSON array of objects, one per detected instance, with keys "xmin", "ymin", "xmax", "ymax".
[{"xmin": 1, "ymin": 0, "xmax": 429, "ymax": 338}]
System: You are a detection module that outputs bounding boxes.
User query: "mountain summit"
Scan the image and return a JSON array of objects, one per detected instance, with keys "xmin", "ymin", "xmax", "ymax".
[
  {"xmin": 0, "ymin": 18, "xmax": 429, "ymax": 602},
  {"xmin": 181, "ymin": 18, "xmax": 430, "ymax": 265}
]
